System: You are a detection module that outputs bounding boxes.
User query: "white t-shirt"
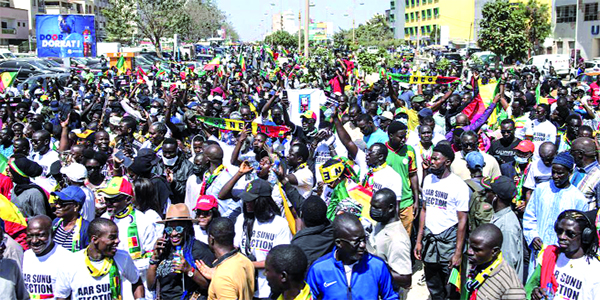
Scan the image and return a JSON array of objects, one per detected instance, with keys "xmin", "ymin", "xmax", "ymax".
[
  {"xmin": 362, "ymin": 164, "xmax": 403, "ymax": 202},
  {"xmin": 422, "ymin": 173, "xmax": 470, "ymax": 234},
  {"xmin": 525, "ymin": 119, "xmax": 557, "ymax": 154},
  {"xmin": 22, "ymin": 244, "xmax": 73, "ymax": 300},
  {"xmin": 80, "ymin": 185, "xmax": 96, "ymax": 222},
  {"xmin": 29, "ymin": 149, "xmax": 60, "ymax": 192},
  {"xmin": 101, "ymin": 209, "xmax": 157, "ymax": 272},
  {"xmin": 553, "ymin": 253, "xmax": 600, "ymax": 300},
  {"xmin": 523, "ymin": 158, "xmax": 552, "ymax": 190},
  {"xmin": 193, "ymin": 224, "xmax": 209, "ymax": 244},
  {"xmin": 292, "ymin": 166, "xmax": 315, "ymax": 198},
  {"xmin": 234, "ymin": 215, "xmax": 292, "ymax": 298},
  {"xmin": 54, "ymin": 249, "xmax": 140, "ymax": 300}
]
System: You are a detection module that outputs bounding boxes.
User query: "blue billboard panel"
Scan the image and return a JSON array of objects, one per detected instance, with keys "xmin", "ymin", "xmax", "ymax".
[{"xmin": 36, "ymin": 15, "xmax": 96, "ymax": 57}]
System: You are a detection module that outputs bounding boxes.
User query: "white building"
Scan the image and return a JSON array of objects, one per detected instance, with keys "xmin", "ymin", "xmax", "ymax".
[
  {"xmin": 272, "ymin": 10, "xmax": 298, "ymax": 34},
  {"xmin": 545, "ymin": 0, "xmax": 600, "ymax": 60}
]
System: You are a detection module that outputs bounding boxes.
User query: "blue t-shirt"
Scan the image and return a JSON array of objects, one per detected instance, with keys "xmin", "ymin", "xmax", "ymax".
[{"xmin": 364, "ymin": 129, "xmax": 389, "ymax": 148}]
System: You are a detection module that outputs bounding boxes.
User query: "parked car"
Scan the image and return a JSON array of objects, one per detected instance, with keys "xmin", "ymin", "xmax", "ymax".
[
  {"xmin": 569, "ymin": 60, "xmax": 600, "ymax": 79},
  {"xmin": 0, "ymin": 59, "xmax": 54, "ymax": 81},
  {"xmin": 467, "ymin": 51, "xmax": 499, "ymax": 69},
  {"xmin": 441, "ymin": 52, "xmax": 463, "ymax": 64},
  {"xmin": 458, "ymin": 47, "xmax": 482, "ymax": 58},
  {"xmin": 17, "ymin": 73, "xmax": 72, "ymax": 91},
  {"xmin": 524, "ymin": 54, "xmax": 570, "ymax": 78},
  {"xmin": 0, "ymin": 49, "xmax": 16, "ymax": 60}
]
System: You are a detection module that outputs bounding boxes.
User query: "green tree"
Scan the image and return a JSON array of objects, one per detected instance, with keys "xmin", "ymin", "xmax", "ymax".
[
  {"xmin": 478, "ymin": 0, "xmax": 529, "ymax": 67},
  {"xmin": 176, "ymin": 0, "xmax": 239, "ymax": 43},
  {"xmin": 102, "ymin": 0, "xmax": 135, "ymax": 44},
  {"xmin": 134, "ymin": 0, "xmax": 188, "ymax": 57},
  {"xmin": 522, "ymin": 0, "xmax": 551, "ymax": 57},
  {"xmin": 264, "ymin": 30, "xmax": 297, "ymax": 49}
]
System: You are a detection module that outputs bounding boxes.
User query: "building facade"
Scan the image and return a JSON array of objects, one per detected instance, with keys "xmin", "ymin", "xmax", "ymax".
[{"xmin": 0, "ymin": 1, "xmax": 30, "ymax": 46}]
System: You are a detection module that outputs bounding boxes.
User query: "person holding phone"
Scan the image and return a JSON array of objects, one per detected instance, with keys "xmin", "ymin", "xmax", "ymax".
[{"xmin": 147, "ymin": 203, "xmax": 215, "ymax": 300}]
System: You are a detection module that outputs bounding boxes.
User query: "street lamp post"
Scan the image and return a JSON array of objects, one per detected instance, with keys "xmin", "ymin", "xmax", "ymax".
[
  {"xmin": 304, "ymin": 0, "xmax": 309, "ymax": 56},
  {"xmin": 352, "ymin": 1, "xmax": 365, "ymax": 45}
]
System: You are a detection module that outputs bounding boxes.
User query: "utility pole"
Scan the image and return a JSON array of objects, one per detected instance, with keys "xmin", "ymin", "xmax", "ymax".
[
  {"xmin": 304, "ymin": 0, "xmax": 309, "ymax": 57},
  {"xmin": 298, "ymin": 11, "xmax": 302, "ymax": 53}
]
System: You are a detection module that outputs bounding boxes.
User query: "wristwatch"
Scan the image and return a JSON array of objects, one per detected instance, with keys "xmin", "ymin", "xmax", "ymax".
[{"xmin": 187, "ymin": 269, "xmax": 195, "ymax": 278}]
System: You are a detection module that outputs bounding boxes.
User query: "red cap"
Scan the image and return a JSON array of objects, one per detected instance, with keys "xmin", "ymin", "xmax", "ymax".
[
  {"xmin": 194, "ymin": 195, "xmax": 218, "ymax": 211},
  {"xmin": 514, "ymin": 140, "xmax": 535, "ymax": 153}
]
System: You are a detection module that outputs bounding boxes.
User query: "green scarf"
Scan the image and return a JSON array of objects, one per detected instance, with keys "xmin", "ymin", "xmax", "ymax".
[
  {"xmin": 84, "ymin": 247, "xmax": 122, "ymax": 300},
  {"xmin": 112, "ymin": 205, "xmax": 143, "ymax": 259}
]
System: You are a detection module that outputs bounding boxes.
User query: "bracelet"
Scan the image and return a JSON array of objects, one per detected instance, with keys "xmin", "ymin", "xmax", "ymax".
[{"xmin": 149, "ymin": 258, "xmax": 160, "ymax": 265}]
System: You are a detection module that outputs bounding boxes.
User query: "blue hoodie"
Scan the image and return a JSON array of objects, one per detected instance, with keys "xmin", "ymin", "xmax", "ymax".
[{"xmin": 307, "ymin": 247, "xmax": 398, "ymax": 300}]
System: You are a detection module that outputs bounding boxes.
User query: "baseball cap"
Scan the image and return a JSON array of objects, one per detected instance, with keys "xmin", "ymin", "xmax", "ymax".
[
  {"xmin": 514, "ymin": 140, "xmax": 535, "ymax": 153},
  {"xmin": 411, "ymin": 95, "xmax": 426, "ymax": 103},
  {"xmin": 418, "ymin": 108, "xmax": 433, "ymax": 117},
  {"xmin": 98, "ymin": 176, "xmax": 134, "ymax": 198},
  {"xmin": 194, "ymin": 195, "xmax": 218, "ymax": 211},
  {"xmin": 75, "ymin": 129, "xmax": 95, "ymax": 139},
  {"xmin": 465, "ymin": 152, "xmax": 485, "ymax": 170},
  {"xmin": 51, "ymin": 186, "xmax": 86, "ymax": 204},
  {"xmin": 240, "ymin": 179, "xmax": 272, "ymax": 202},
  {"xmin": 481, "ymin": 176, "xmax": 517, "ymax": 201},
  {"xmin": 380, "ymin": 111, "xmax": 394, "ymax": 121},
  {"xmin": 300, "ymin": 110, "xmax": 317, "ymax": 120},
  {"xmin": 60, "ymin": 163, "xmax": 88, "ymax": 183}
]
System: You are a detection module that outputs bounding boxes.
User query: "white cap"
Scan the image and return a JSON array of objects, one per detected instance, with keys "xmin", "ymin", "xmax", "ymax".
[
  {"xmin": 380, "ymin": 111, "xmax": 394, "ymax": 121},
  {"xmin": 60, "ymin": 163, "xmax": 88, "ymax": 183}
]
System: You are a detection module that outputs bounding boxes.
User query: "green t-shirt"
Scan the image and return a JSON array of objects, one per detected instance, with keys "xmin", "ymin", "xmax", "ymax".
[{"xmin": 385, "ymin": 143, "xmax": 417, "ymax": 209}]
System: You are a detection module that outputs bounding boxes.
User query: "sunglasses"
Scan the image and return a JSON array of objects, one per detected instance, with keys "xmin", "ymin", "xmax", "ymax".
[
  {"xmin": 556, "ymin": 228, "xmax": 580, "ymax": 239},
  {"xmin": 165, "ymin": 226, "xmax": 185, "ymax": 235},
  {"xmin": 196, "ymin": 210, "xmax": 212, "ymax": 217},
  {"xmin": 337, "ymin": 237, "xmax": 366, "ymax": 248},
  {"xmin": 55, "ymin": 200, "xmax": 76, "ymax": 207},
  {"xmin": 105, "ymin": 196, "xmax": 129, "ymax": 204}
]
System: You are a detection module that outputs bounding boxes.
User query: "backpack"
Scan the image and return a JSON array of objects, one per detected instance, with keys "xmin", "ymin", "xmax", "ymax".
[{"xmin": 465, "ymin": 179, "xmax": 494, "ymax": 232}]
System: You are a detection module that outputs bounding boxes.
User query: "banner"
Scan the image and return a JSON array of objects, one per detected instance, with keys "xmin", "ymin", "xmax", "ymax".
[
  {"xmin": 387, "ymin": 73, "xmax": 459, "ymax": 84},
  {"xmin": 196, "ymin": 116, "xmax": 291, "ymax": 138},
  {"xmin": 36, "ymin": 15, "xmax": 96, "ymax": 57},
  {"xmin": 287, "ymin": 89, "xmax": 328, "ymax": 129}
]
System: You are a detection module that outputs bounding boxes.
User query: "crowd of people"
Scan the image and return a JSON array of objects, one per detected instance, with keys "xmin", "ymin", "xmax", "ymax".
[{"xmin": 1, "ymin": 44, "xmax": 600, "ymax": 300}]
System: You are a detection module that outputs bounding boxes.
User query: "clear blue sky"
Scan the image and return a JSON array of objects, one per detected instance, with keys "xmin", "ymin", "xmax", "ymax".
[{"xmin": 216, "ymin": 0, "xmax": 390, "ymax": 41}]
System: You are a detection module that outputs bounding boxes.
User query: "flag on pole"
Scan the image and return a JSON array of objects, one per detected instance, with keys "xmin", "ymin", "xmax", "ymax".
[
  {"xmin": 203, "ymin": 56, "xmax": 221, "ymax": 71},
  {"xmin": 264, "ymin": 46, "xmax": 274, "ymax": 61},
  {"xmin": 0, "ymin": 72, "xmax": 17, "ymax": 93},
  {"xmin": 239, "ymin": 53, "xmax": 246, "ymax": 71},
  {"xmin": 116, "ymin": 55, "xmax": 125, "ymax": 75}
]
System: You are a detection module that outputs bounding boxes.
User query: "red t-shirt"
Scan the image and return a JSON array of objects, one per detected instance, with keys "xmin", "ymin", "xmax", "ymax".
[{"xmin": 329, "ymin": 77, "xmax": 342, "ymax": 94}]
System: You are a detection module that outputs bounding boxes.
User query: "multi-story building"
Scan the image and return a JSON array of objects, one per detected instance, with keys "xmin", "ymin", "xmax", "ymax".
[
  {"xmin": 0, "ymin": 0, "xmax": 30, "ymax": 47},
  {"xmin": 272, "ymin": 10, "xmax": 298, "ymax": 34}
]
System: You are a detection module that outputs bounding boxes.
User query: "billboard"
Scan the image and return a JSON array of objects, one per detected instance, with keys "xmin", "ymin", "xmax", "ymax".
[
  {"xmin": 36, "ymin": 15, "xmax": 96, "ymax": 57},
  {"xmin": 309, "ymin": 22, "xmax": 328, "ymax": 41}
]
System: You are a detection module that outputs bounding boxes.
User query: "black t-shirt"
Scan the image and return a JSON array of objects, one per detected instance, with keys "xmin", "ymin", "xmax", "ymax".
[
  {"xmin": 489, "ymin": 138, "xmax": 521, "ymax": 165},
  {"xmin": 156, "ymin": 240, "xmax": 215, "ymax": 300}
]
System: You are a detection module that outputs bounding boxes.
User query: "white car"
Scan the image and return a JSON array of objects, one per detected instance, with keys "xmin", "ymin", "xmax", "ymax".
[{"xmin": 570, "ymin": 60, "xmax": 600, "ymax": 79}]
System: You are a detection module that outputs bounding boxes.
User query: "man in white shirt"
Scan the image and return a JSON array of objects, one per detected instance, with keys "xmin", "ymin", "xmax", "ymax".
[
  {"xmin": 451, "ymin": 130, "xmax": 501, "ymax": 180},
  {"xmin": 29, "ymin": 130, "xmax": 60, "ymax": 192},
  {"xmin": 283, "ymin": 143, "xmax": 314, "ymax": 199},
  {"xmin": 415, "ymin": 143, "xmax": 469, "ymax": 300},
  {"xmin": 55, "ymin": 218, "xmax": 144, "ymax": 300},
  {"xmin": 525, "ymin": 104, "xmax": 557, "ymax": 154},
  {"xmin": 523, "ymin": 142, "xmax": 557, "ymax": 201},
  {"xmin": 23, "ymin": 215, "xmax": 73, "ymax": 300},
  {"xmin": 203, "ymin": 144, "xmax": 239, "ymax": 219},
  {"xmin": 362, "ymin": 143, "xmax": 403, "ymax": 202}
]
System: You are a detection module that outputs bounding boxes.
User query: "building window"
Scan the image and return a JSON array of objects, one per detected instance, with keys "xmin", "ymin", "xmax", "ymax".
[
  {"xmin": 391, "ymin": 1, "xmax": 395, "ymax": 10},
  {"xmin": 416, "ymin": 0, "xmax": 419, "ymax": 5},
  {"xmin": 405, "ymin": 28, "xmax": 409, "ymax": 35},
  {"xmin": 405, "ymin": 13, "xmax": 409, "ymax": 21},
  {"xmin": 427, "ymin": 9, "xmax": 432, "ymax": 18},
  {"xmin": 556, "ymin": 5, "xmax": 576, "ymax": 23},
  {"xmin": 585, "ymin": 3, "xmax": 599, "ymax": 21},
  {"xmin": 411, "ymin": 12, "xmax": 414, "ymax": 21},
  {"xmin": 434, "ymin": 7, "xmax": 439, "ymax": 17},
  {"xmin": 427, "ymin": 25, "xmax": 431, "ymax": 33},
  {"xmin": 409, "ymin": 27, "xmax": 413, "ymax": 35},
  {"xmin": 557, "ymin": 41, "xmax": 563, "ymax": 53},
  {"xmin": 405, "ymin": 0, "xmax": 409, "ymax": 6},
  {"xmin": 411, "ymin": 0, "xmax": 414, "ymax": 6}
]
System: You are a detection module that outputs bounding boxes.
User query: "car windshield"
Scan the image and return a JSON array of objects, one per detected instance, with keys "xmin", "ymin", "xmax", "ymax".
[
  {"xmin": 28, "ymin": 61, "xmax": 48, "ymax": 69},
  {"xmin": 44, "ymin": 60, "xmax": 62, "ymax": 67}
]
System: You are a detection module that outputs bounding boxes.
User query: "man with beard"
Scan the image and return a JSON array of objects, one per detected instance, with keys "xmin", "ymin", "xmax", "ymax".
[
  {"xmin": 155, "ymin": 138, "xmax": 194, "ymax": 204},
  {"xmin": 415, "ymin": 143, "xmax": 469, "ymax": 300},
  {"xmin": 55, "ymin": 218, "xmax": 145, "ymax": 300},
  {"xmin": 523, "ymin": 152, "xmax": 588, "ymax": 279},
  {"xmin": 29, "ymin": 130, "xmax": 60, "ymax": 192},
  {"xmin": 385, "ymin": 121, "xmax": 419, "ymax": 235},
  {"xmin": 489, "ymin": 119, "xmax": 522, "ymax": 165},
  {"xmin": 265, "ymin": 244, "xmax": 312, "ymax": 300},
  {"xmin": 368, "ymin": 188, "xmax": 412, "ymax": 297},
  {"xmin": 307, "ymin": 213, "xmax": 397, "ymax": 300},
  {"xmin": 22, "ymin": 215, "xmax": 73, "ymax": 299}
]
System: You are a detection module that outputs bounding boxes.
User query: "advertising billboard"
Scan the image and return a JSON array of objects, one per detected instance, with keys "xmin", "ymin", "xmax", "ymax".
[
  {"xmin": 309, "ymin": 22, "xmax": 328, "ymax": 41},
  {"xmin": 36, "ymin": 15, "xmax": 96, "ymax": 57}
]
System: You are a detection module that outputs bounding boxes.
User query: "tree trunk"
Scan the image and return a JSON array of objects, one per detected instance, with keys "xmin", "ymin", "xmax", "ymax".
[{"xmin": 154, "ymin": 35, "xmax": 163, "ymax": 58}]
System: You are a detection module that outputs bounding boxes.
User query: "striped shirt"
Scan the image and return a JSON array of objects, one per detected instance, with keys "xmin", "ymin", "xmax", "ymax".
[
  {"xmin": 475, "ymin": 260, "xmax": 526, "ymax": 300},
  {"xmin": 53, "ymin": 224, "xmax": 74, "ymax": 251}
]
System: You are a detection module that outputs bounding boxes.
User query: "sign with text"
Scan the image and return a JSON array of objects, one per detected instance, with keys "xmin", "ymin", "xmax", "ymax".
[{"xmin": 36, "ymin": 14, "xmax": 96, "ymax": 57}]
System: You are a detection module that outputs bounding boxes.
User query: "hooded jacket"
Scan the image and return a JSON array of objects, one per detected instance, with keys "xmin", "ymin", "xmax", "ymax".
[{"xmin": 291, "ymin": 222, "xmax": 335, "ymax": 267}]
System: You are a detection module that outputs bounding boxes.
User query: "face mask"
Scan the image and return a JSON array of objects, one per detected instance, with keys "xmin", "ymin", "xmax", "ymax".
[
  {"xmin": 192, "ymin": 165, "xmax": 204, "ymax": 176},
  {"xmin": 163, "ymin": 156, "xmax": 177, "ymax": 167},
  {"xmin": 150, "ymin": 108, "xmax": 160, "ymax": 116},
  {"xmin": 514, "ymin": 156, "xmax": 529, "ymax": 165},
  {"xmin": 429, "ymin": 166, "xmax": 445, "ymax": 177},
  {"xmin": 369, "ymin": 207, "xmax": 387, "ymax": 222}
]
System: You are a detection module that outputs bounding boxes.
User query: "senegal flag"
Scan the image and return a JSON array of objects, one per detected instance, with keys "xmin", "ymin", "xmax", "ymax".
[
  {"xmin": 116, "ymin": 55, "xmax": 125, "ymax": 75},
  {"xmin": 0, "ymin": 72, "xmax": 17, "ymax": 93},
  {"xmin": 0, "ymin": 193, "xmax": 28, "ymax": 249},
  {"xmin": 239, "ymin": 53, "xmax": 246, "ymax": 71},
  {"xmin": 327, "ymin": 180, "xmax": 374, "ymax": 223},
  {"xmin": 264, "ymin": 46, "xmax": 274, "ymax": 61}
]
